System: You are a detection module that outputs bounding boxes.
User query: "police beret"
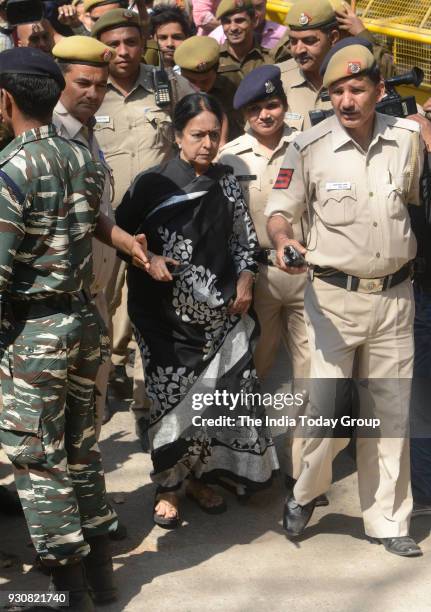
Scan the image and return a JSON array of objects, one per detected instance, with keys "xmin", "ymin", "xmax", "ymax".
[
  {"xmin": 174, "ymin": 36, "xmax": 219, "ymax": 73},
  {"xmin": 216, "ymin": 0, "xmax": 253, "ymax": 20},
  {"xmin": 91, "ymin": 7, "xmax": 141, "ymax": 38},
  {"xmin": 84, "ymin": 0, "xmax": 120, "ymax": 11},
  {"xmin": 233, "ymin": 65, "xmax": 284, "ymax": 109},
  {"xmin": 320, "ymin": 36, "xmax": 373, "ymax": 76},
  {"xmin": 286, "ymin": 0, "xmax": 336, "ymax": 31},
  {"xmin": 322, "ymin": 43, "xmax": 376, "ymax": 88},
  {"xmin": 53, "ymin": 36, "xmax": 115, "ymax": 65},
  {"xmin": 0, "ymin": 47, "xmax": 65, "ymax": 89}
]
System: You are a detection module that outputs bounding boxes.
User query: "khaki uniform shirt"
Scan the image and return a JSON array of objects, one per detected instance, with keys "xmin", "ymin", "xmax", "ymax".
[
  {"xmin": 219, "ymin": 125, "xmax": 304, "ymax": 248},
  {"xmin": 53, "ymin": 102, "xmax": 116, "ymax": 295},
  {"xmin": 279, "ymin": 58, "xmax": 332, "ymax": 132},
  {"xmin": 218, "ymin": 42, "xmax": 272, "ymax": 86},
  {"xmin": 266, "ymin": 113, "xmax": 423, "ymax": 278},
  {"xmin": 94, "ymin": 64, "xmax": 175, "ymax": 208}
]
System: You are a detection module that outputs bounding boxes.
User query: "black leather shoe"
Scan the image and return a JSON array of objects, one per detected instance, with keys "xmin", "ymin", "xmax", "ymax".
[
  {"xmin": 109, "ymin": 521, "xmax": 128, "ymax": 541},
  {"xmin": 284, "ymin": 477, "xmax": 329, "ymax": 508},
  {"xmin": 283, "ymin": 495, "xmax": 316, "ymax": 537},
  {"xmin": 375, "ymin": 536, "xmax": 423, "ymax": 557}
]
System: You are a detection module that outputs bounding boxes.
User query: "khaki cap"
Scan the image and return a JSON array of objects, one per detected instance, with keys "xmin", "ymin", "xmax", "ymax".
[
  {"xmin": 71, "ymin": 0, "xmax": 83, "ymax": 6},
  {"xmin": 91, "ymin": 7, "xmax": 141, "ymax": 38},
  {"xmin": 286, "ymin": 0, "xmax": 336, "ymax": 31},
  {"xmin": 174, "ymin": 36, "xmax": 219, "ymax": 73},
  {"xmin": 53, "ymin": 35, "xmax": 115, "ymax": 65},
  {"xmin": 84, "ymin": 0, "xmax": 120, "ymax": 12},
  {"xmin": 322, "ymin": 44, "xmax": 376, "ymax": 88},
  {"xmin": 216, "ymin": 0, "xmax": 253, "ymax": 20}
]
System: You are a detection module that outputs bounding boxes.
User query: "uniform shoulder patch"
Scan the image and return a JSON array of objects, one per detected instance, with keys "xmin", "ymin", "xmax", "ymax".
[{"xmin": 274, "ymin": 168, "xmax": 294, "ymax": 189}]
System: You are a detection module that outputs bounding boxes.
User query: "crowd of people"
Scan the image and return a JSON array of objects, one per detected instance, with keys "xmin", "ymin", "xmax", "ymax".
[{"xmin": 0, "ymin": 0, "xmax": 431, "ymax": 609}]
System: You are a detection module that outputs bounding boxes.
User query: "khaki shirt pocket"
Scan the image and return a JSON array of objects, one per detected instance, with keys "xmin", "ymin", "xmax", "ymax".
[
  {"xmin": 94, "ymin": 116, "xmax": 116, "ymax": 154},
  {"xmin": 317, "ymin": 183, "xmax": 357, "ymax": 226},
  {"xmin": 144, "ymin": 109, "xmax": 173, "ymax": 149},
  {"xmin": 381, "ymin": 176, "xmax": 408, "ymax": 220}
]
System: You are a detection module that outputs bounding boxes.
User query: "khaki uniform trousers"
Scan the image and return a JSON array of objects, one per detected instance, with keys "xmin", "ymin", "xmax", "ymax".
[
  {"xmin": 105, "ymin": 258, "xmax": 148, "ymax": 415},
  {"xmin": 294, "ymin": 276, "xmax": 414, "ymax": 538},
  {"xmin": 253, "ymin": 264, "xmax": 310, "ymax": 478}
]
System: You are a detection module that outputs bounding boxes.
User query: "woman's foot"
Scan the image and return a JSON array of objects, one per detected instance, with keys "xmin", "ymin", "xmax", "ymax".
[
  {"xmin": 186, "ymin": 480, "xmax": 227, "ymax": 514},
  {"xmin": 153, "ymin": 492, "xmax": 180, "ymax": 529}
]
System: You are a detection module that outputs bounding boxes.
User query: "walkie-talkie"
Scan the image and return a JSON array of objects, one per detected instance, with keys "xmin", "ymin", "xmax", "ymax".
[{"xmin": 152, "ymin": 67, "xmax": 171, "ymax": 107}]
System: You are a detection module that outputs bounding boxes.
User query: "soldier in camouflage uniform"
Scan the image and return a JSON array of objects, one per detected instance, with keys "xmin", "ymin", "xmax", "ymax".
[{"xmin": 0, "ymin": 48, "xmax": 125, "ymax": 611}]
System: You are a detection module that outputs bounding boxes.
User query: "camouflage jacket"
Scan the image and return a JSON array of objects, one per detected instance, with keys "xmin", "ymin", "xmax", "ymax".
[{"xmin": 0, "ymin": 124, "xmax": 105, "ymax": 300}]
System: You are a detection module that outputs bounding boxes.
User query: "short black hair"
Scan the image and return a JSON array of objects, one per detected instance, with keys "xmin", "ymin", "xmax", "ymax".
[
  {"xmin": 149, "ymin": 5, "xmax": 191, "ymax": 38},
  {"xmin": 0, "ymin": 73, "xmax": 62, "ymax": 121},
  {"xmin": 221, "ymin": 7, "xmax": 256, "ymax": 22},
  {"xmin": 173, "ymin": 93, "xmax": 223, "ymax": 133}
]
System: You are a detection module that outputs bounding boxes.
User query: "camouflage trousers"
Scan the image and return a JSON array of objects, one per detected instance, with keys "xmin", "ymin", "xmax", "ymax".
[{"xmin": 0, "ymin": 295, "xmax": 117, "ymax": 566}]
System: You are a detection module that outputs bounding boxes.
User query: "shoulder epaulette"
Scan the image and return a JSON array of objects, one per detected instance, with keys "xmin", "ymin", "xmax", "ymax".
[
  {"xmin": 380, "ymin": 113, "xmax": 421, "ymax": 133},
  {"xmin": 291, "ymin": 119, "xmax": 333, "ymax": 152},
  {"xmin": 218, "ymin": 63, "xmax": 240, "ymax": 74},
  {"xmin": 219, "ymin": 134, "xmax": 252, "ymax": 154}
]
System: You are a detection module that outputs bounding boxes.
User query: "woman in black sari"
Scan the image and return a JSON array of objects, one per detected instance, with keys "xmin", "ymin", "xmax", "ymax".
[{"xmin": 116, "ymin": 93, "xmax": 278, "ymax": 528}]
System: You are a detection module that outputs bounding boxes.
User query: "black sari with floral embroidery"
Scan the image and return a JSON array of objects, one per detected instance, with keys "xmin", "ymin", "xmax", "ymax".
[{"xmin": 116, "ymin": 156, "xmax": 279, "ymax": 491}]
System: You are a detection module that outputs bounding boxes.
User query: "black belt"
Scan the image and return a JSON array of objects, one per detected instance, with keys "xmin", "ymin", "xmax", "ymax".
[
  {"xmin": 310, "ymin": 264, "xmax": 412, "ymax": 293},
  {"xmin": 9, "ymin": 291, "xmax": 90, "ymax": 321}
]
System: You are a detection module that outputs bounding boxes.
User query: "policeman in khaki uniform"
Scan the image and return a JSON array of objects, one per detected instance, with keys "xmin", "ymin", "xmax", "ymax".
[
  {"xmin": 276, "ymin": 0, "xmax": 394, "ymax": 132},
  {"xmin": 266, "ymin": 42, "xmax": 424, "ymax": 557},
  {"xmin": 91, "ymin": 8, "xmax": 181, "ymax": 425},
  {"xmin": 216, "ymin": 0, "xmax": 272, "ymax": 88},
  {"xmin": 219, "ymin": 66, "xmax": 310, "ymax": 482},
  {"xmin": 174, "ymin": 36, "xmax": 244, "ymax": 143},
  {"xmin": 51, "ymin": 36, "xmax": 117, "ymax": 439}
]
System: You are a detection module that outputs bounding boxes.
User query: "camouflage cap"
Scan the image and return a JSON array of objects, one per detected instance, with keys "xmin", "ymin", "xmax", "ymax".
[
  {"xmin": 216, "ymin": 0, "xmax": 253, "ymax": 20},
  {"xmin": 84, "ymin": 0, "xmax": 120, "ymax": 11},
  {"xmin": 286, "ymin": 0, "xmax": 336, "ymax": 31},
  {"xmin": 322, "ymin": 43, "xmax": 376, "ymax": 88},
  {"xmin": 52, "ymin": 35, "xmax": 116, "ymax": 65},
  {"xmin": 91, "ymin": 7, "xmax": 141, "ymax": 38},
  {"xmin": 174, "ymin": 36, "xmax": 219, "ymax": 73}
]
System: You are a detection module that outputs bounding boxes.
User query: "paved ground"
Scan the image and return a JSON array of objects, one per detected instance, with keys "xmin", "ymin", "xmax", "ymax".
[{"xmin": 1, "ymin": 351, "xmax": 431, "ymax": 612}]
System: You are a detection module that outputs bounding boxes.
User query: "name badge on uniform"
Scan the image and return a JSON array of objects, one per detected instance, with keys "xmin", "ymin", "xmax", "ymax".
[
  {"xmin": 326, "ymin": 182, "xmax": 351, "ymax": 191},
  {"xmin": 236, "ymin": 175, "xmax": 257, "ymax": 181},
  {"xmin": 95, "ymin": 115, "xmax": 110, "ymax": 123},
  {"xmin": 285, "ymin": 112, "xmax": 302, "ymax": 120}
]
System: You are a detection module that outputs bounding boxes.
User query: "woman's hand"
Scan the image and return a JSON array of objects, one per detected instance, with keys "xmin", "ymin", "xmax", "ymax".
[
  {"xmin": 229, "ymin": 271, "xmax": 254, "ymax": 315},
  {"xmin": 147, "ymin": 253, "xmax": 180, "ymax": 282}
]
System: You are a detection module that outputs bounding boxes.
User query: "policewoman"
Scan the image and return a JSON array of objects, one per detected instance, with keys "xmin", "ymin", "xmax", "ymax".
[{"xmin": 219, "ymin": 65, "xmax": 309, "ymax": 481}]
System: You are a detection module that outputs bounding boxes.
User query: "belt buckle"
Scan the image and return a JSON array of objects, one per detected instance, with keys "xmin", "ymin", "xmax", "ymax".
[{"xmin": 357, "ymin": 277, "xmax": 384, "ymax": 293}]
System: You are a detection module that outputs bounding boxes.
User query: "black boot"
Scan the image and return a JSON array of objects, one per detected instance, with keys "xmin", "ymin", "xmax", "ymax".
[
  {"xmin": 50, "ymin": 562, "xmax": 95, "ymax": 611},
  {"xmin": 84, "ymin": 534, "xmax": 117, "ymax": 604}
]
